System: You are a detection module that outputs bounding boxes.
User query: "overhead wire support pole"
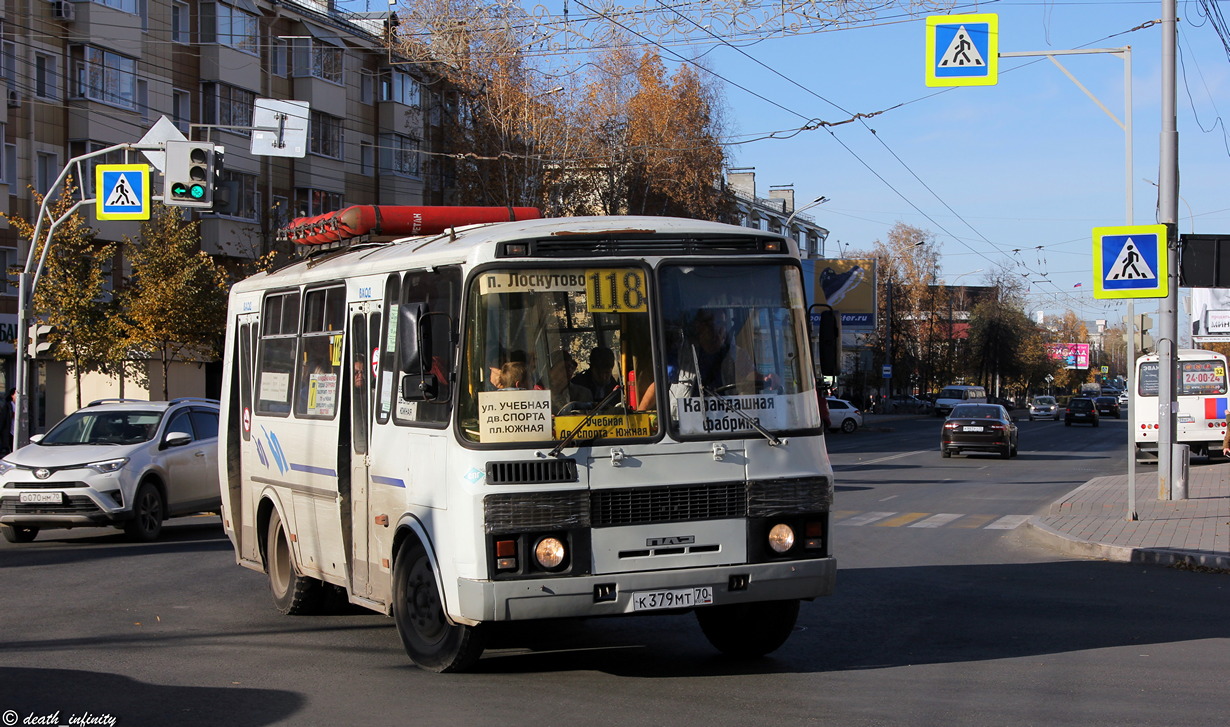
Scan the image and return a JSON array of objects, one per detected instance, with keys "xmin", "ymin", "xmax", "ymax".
[
  {"xmin": 1158, "ymin": 0, "xmax": 1181, "ymax": 500},
  {"xmin": 13, "ymin": 141, "xmax": 166, "ymax": 452}
]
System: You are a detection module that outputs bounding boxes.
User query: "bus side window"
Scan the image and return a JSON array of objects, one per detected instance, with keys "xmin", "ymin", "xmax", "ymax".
[
  {"xmin": 255, "ymin": 290, "xmax": 300, "ymax": 416},
  {"xmin": 395, "ymin": 267, "xmax": 461, "ymax": 426}
]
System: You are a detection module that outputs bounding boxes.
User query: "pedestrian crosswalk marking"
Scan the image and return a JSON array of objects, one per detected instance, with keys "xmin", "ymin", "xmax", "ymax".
[
  {"xmin": 833, "ymin": 510, "xmax": 1032, "ymax": 531},
  {"xmin": 876, "ymin": 512, "xmax": 930, "ymax": 527},
  {"xmin": 910, "ymin": 513, "xmax": 963, "ymax": 528}
]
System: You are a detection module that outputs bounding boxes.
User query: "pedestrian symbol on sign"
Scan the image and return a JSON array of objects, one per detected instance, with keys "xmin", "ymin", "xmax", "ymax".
[
  {"xmin": 1107, "ymin": 239, "xmax": 1155, "ymax": 280},
  {"xmin": 1091, "ymin": 224, "xmax": 1168, "ymax": 300},
  {"xmin": 938, "ymin": 27, "xmax": 985, "ymax": 68}
]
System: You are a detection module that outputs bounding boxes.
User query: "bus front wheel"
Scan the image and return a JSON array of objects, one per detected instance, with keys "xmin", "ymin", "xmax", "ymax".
[
  {"xmin": 393, "ymin": 541, "xmax": 485, "ymax": 673},
  {"xmin": 266, "ymin": 510, "xmax": 325, "ymax": 615},
  {"xmin": 696, "ymin": 599, "xmax": 799, "ymax": 657}
]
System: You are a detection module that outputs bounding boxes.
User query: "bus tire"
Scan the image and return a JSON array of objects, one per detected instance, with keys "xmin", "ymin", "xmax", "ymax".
[
  {"xmin": 696, "ymin": 599, "xmax": 799, "ymax": 658},
  {"xmin": 392, "ymin": 541, "xmax": 485, "ymax": 673},
  {"xmin": 266, "ymin": 510, "xmax": 325, "ymax": 615}
]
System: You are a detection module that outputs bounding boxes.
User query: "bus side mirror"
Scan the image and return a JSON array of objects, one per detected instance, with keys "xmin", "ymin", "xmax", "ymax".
[
  {"xmin": 398, "ymin": 304, "xmax": 453, "ymax": 402},
  {"xmin": 808, "ymin": 303, "xmax": 842, "ymax": 378}
]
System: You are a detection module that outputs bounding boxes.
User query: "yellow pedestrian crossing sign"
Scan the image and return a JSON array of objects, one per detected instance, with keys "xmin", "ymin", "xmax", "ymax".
[
  {"xmin": 96, "ymin": 164, "xmax": 150, "ymax": 221},
  {"xmin": 1092, "ymin": 224, "xmax": 1169, "ymax": 299},
  {"xmin": 925, "ymin": 14, "xmax": 998, "ymax": 87}
]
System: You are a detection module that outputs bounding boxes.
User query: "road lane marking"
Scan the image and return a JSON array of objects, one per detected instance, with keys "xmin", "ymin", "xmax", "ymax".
[
  {"xmin": 985, "ymin": 514, "xmax": 1031, "ymax": 529},
  {"xmin": 875, "ymin": 512, "xmax": 930, "ymax": 527},
  {"xmin": 909, "ymin": 513, "xmax": 963, "ymax": 528},
  {"xmin": 950, "ymin": 514, "xmax": 999, "ymax": 528},
  {"xmin": 835, "ymin": 450, "xmax": 930, "ymax": 468},
  {"xmin": 837, "ymin": 511, "xmax": 896, "ymax": 526}
]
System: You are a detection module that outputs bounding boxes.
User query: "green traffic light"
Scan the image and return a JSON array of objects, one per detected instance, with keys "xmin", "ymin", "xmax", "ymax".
[
  {"xmin": 190, "ymin": 184, "xmax": 205, "ymax": 199},
  {"xmin": 171, "ymin": 182, "xmax": 189, "ymax": 197}
]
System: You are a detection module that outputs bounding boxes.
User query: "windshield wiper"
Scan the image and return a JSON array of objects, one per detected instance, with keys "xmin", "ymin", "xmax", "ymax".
[
  {"xmin": 701, "ymin": 385, "xmax": 783, "ymax": 446},
  {"xmin": 545, "ymin": 386, "xmax": 623, "ymax": 458}
]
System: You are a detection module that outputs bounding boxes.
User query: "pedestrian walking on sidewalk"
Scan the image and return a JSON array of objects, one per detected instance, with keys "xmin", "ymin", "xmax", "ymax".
[{"xmin": 1223, "ymin": 411, "xmax": 1230, "ymax": 456}]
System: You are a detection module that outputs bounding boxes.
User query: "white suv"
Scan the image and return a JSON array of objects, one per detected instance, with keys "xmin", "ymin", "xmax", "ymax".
[{"xmin": 0, "ymin": 398, "xmax": 220, "ymax": 543}]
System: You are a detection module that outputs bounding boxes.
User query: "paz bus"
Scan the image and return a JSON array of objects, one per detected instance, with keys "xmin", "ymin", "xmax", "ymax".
[
  {"xmin": 1133, "ymin": 348, "xmax": 1229, "ymax": 459},
  {"xmin": 218, "ymin": 206, "xmax": 839, "ymax": 672}
]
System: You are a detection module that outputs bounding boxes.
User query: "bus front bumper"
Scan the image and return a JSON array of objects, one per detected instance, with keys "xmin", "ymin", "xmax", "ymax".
[{"xmin": 455, "ymin": 557, "xmax": 836, "ymax": 623}]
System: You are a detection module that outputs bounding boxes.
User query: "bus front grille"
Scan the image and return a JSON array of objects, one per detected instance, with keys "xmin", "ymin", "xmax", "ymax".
[
  {"xmin": 591, "ymin": 482, "xmax": 747, "ymax": 527},
  {"xmin": 486, "ymin": 459, "xmax": 578, "ymax": 485}
]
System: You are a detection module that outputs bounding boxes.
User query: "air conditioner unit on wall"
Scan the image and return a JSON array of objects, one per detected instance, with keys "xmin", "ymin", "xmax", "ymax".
[
  {"xmin": 7, "ymin": 89, "xmax": 21, "ymax": 108},
  {"xmin": 53, "ymin": 0, "xmax": 75, "ymax": 21}
]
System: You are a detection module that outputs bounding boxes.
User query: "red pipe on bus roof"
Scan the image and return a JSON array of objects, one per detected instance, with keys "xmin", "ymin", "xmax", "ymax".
[{"xmin": 282, "ymin": 205, "xmax": 543, "ymax": 245}]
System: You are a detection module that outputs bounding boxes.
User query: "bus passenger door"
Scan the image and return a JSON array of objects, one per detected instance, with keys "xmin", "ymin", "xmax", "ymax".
[{"xmin": 348, "ymin": 303, "xmax": 380, "ymax": 597}]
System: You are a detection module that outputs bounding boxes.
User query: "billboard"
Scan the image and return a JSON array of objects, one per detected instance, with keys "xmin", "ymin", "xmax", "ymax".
[
  {"xmin": 803, "ymin": 258, "xmax": 877, "ymax": 330},
  {"xmin": 1191, "ymin": 288, "xmax": 1230, "ymax": 342},
  {"xmin": 1046, "ymin": 342, "xmax": 1090, "ymax": 370}
]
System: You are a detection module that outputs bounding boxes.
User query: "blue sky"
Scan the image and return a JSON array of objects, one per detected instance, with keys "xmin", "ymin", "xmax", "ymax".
[{"xmin": 688, "ymin": 0, "xmax": 1230, "ymax": 326}]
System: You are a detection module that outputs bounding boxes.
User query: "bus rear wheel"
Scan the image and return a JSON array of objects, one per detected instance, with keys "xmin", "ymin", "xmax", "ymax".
[
  {"xmin": 696, "ymin": 599, "xmax": 799, "ymax": 657},
  {"xmin": 393, "ymin": 541, "xmax": 485, "ymax": 673},
  {"xmin": 266, "ymin": 510, "xmax": 325, "ymax": 615}
]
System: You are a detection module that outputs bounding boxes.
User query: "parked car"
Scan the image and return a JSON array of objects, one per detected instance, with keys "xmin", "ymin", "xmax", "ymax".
[
  {"xmin": 889, "ymin": 394, "xmax": 931, "ymax": 414},
  {"xmin": 0, "ymin": 398, "xmax": 221, "ymax": 543},
  {"xmin": 826, "ymin": 397, "xmax": 864, "ymax": 433},
  {"xmin": 941, "ymin": 403, "xmax": 1019, "ymax": 459},
  {"xmin": 1064, "ymin": 397, "xmax": 1100, "ymax": 427},
  {"xmin": 1094, "ymin": 396, "xmax": 1121, "ymax": 419}
]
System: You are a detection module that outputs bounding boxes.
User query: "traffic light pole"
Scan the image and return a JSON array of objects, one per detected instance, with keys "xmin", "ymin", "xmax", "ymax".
[{"xmin": 12, "ymin": 142, "xmax": 162, "ymax": 452}]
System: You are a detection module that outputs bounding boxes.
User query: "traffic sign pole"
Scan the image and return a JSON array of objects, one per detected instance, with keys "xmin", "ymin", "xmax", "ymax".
[{"xmin": 1159, "ymin": 0, "xmax": 1181, "ymax": 501}]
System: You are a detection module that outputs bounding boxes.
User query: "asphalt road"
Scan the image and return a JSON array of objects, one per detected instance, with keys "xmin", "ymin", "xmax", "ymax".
[{"xmin": 2, "ymin": 414, "xmax": 1228, "ymax": 726}]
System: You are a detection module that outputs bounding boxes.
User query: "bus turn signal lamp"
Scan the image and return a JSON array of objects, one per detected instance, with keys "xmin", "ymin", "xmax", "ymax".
[{"xmin": 496, "ymin": 539, "xmax": 517, "ymax": 571}]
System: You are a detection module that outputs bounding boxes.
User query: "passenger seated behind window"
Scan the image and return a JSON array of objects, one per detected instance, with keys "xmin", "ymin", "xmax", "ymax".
[{"xmin": 497, "ymin": 361, "xmax": 530, "ymax": 390}]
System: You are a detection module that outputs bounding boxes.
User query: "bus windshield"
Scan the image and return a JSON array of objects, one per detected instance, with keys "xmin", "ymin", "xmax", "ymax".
[
  {"xmin": 459, "ymin": 266, "xmax": 658, "ymax": 444},
  {"xmin": 658, "ymin": 263, "xmax": 820, "ymax": 437}
]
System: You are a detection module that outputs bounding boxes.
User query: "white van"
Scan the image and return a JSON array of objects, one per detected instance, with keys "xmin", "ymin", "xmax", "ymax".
[{"xmin": 934, "ymin": 385, "xmax": 987, "ymax": 416}]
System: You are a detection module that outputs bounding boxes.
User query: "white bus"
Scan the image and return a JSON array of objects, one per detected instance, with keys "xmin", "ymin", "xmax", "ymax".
[
  {"xmin": 218, "ymin": 207, "xmax": 838, "ymax": 672},
  {"xmin": 1133, "ymin": 348, "xmax": 1229, "ymax": 459}
]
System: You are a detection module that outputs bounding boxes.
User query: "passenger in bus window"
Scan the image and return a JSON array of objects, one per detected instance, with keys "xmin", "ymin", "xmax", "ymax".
[
  {"xmin": 676, "ymin": 309, "xmax": 756, "ymax": 395},
  {"xmin": 497, "ymin": 361, "xmax": 530, "ymax": 390},
  {"xmin": 571, "ymin": 346, "xmax": 619, "ymax": 401},
  {"xmin": 546, "ymin": 350, "xmax": 590, "ymax": 412}
]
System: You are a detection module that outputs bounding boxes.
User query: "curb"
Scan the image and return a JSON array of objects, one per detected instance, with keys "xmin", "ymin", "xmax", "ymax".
[{"xmin": 1024, "ymin": 516, "xmax": 1230, "ymax": 570}]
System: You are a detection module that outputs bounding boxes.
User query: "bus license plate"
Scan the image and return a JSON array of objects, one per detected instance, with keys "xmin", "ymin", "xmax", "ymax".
[
  {"xmin": 19, "ymin": 491, "xmax": 64, "ymax": 504},
  {"xmin": 631, "ymin": 586, "xmax": 714, "ymax": 611}
]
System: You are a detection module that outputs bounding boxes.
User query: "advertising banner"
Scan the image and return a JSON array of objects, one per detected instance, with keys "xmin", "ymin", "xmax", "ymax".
[
  {"xmin": 1046, "ymin": 342, "xmax": 1090, "ymax": 370},
  {"xmin": 1191, "ymin": 288, "xmax": 1230, "ymax": 342},
  {"xmin": 804, "ymin": 259, "xmax": 877, "ymax": 330}
]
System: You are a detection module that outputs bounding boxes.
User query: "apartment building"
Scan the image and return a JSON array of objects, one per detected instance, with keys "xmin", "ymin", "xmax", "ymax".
[{"xmin": 0, "ymin": 0, "xmax": 439, "ymax": 414}]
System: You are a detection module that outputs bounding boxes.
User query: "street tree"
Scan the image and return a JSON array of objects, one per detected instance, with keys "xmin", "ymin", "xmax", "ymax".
[
  {"xmin": 1046, "ymin": 311, "xmax": 1092, "ymax": 392},
  {"xmin": 863, "ymin": 223, "xmax": 944, "ymax": 395},
  {"xmin": 967, "ymin": 298, "xmax": 1055, "ymax": 397},
  {"xmin": 118, "ymin": 206, "xmax": 229, "ymax": 401},
  {"xmin": 3, "ymin": 180, "xmax": 117, "ymax": 409}
]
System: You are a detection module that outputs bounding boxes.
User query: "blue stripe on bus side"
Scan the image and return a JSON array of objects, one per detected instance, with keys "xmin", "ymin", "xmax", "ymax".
[
  {"xmin": 289, "ymin": 463, "xmax": 338, "ymax": 477},
  {"xmin": 371, "ymin": 475, "xmax": 406, "ymax": 488}
]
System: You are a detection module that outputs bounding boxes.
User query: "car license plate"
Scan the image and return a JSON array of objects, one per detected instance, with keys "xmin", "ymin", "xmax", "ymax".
[
  {"xmin": 631, "ymin": 586, "xmax": 714, "ymax": 611},
  {"xmin": 962, "ymin": 426, "xmax": 983, "ymax": 432},
  {"xmin": 19, "ymin": 491, "xmax": 64, "ymax": 504}
]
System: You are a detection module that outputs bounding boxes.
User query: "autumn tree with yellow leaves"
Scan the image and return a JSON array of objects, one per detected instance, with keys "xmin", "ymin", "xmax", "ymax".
[{"xmin": 118, "ymin": 206, "xmax": 229, "ymax": 401}]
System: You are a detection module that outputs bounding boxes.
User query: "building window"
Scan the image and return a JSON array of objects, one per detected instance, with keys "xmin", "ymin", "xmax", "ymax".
[
  {"xmin": 379, "ymin": 69, "xmax": 420, "ymax": 106},
  {"xmin": 3, "ymin": 143, "xmax": 15, "ymax": 187},
  {"xmin": 359, "ymin": 71, "xmax": 373, "ymax": 105},
  {"xmin": 360, "ymin": 142, "xmax": 374, "ymax": 176},
  {"xmin": 34, "ymin": 53, "xmax": 57, "ymax": 100},
  {"xmin": 200, "ymin": 2, "xmax": 259, "ymax": 55},
  {"xmin": 172, "ymin": 89, "xmax": 191, "ymax": 133},
  {"xmin": 212, "ymin": 170, "xmax": 260, "ymax": 220},
  {"xmin": 202, "ymin": 82, "xmax": 255, "ymax": 135},
  {"xmin": 36, "ymin": 152, "xmax": 59, "ymax": 195},
  {"xmin": 1, "ymin": 247, "xmax": 18, "ymax": 295},
  {"xmin": 378, "ymin": 134, "xmax": 420, "ymax": 177},
  {"xmin": 171, "ymin": 1, "xmax": 190, "ymax": 44},
  {"xmin": 72, "ymin": 46, "xmax": 137, "ymax": 109},
  {"xmin": 294, "ymin": 188, "xmax": 344, "ymax": 218},
  {"xmin": 92, "ymin": 0, "xmax": 140, "ymax": 14},
  {"xmin": 292, "ymin": 39, "xmax": 344, "ymax": 84},
  {"xmin": 269, "ymin": 37, "xmax": 288, "ymax": 77},
  {"xmin": 309, "ymin": 111, "xmax": 343, "ymax": 159}
]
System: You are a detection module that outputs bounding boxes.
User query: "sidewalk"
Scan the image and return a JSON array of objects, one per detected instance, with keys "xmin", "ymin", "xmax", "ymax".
[{"xmin": 1025, "ymin": 462, "xmax": 1230, "ymax": 569}]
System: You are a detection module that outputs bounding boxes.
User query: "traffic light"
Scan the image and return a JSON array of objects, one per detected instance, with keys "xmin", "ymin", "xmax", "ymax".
[
  {"xmin": 29, "ymin": 324, "xmax": 56, "ymax": 358},
  {"xmin": 163, "ymin": 140, "xmax": 216, "ymax": 208},
  {"xmin": 211, "ymin": 148, "xmax": 231, "ymax": 215}
]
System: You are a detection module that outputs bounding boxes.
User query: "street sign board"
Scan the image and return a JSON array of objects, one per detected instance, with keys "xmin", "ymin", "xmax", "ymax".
[
  {"xmin": 95, "ymin": 164, "xmax": 150, "ymax": 221},
  {"xmin": 882, "ymin": 365, "xmax": 892, "ymax": 379},
  {"xmin": 1092, "ymin": 224, "xmax": 1168, "ymax": 299},
  {"xmin": 251, "ymin": 99, "xmax": 309, "ymax": 158},
  {"xmin": 925, "ymin": 14, "xmax": 998, "ymax": 87}
]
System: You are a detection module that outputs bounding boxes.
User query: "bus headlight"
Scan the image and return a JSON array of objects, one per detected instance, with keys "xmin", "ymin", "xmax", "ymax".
[
  {"xmin": 767, "ymin": 523, "xmax": 795, "ymax": 553},
  {"xmin": 534, "ymin": 537, "xmax": 567, "ymax": 569}
]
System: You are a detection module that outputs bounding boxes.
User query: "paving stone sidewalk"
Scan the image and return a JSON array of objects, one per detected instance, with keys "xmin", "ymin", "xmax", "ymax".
[{"xmin": 1026, "ymin": 461, "xmax": 1230, "ymax": 568}]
